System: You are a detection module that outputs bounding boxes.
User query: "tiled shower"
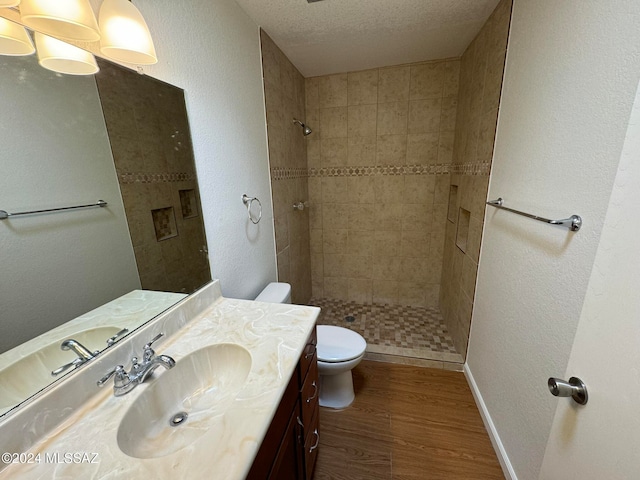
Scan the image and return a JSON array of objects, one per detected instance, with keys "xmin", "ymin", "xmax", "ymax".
[{"xmin": 262, "ymin": 0, "xmax": 512, "ymax": 364}]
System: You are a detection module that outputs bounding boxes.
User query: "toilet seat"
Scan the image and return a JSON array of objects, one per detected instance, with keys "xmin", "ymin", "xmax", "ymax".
[{"xmin": 317, "ymin": 325, "xmax": 366, "ymax": 363}]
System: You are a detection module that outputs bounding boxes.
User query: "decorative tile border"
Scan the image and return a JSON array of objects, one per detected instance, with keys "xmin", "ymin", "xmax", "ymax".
[
  {"xmin": 118, "ymin": 172, "xmax": 197, "ymax": 184},
  {"xmin": 271, "ymin": 162, "xmax": 490, "ymax": 180},
  {"xmin": 270, "ymin": 167, "xmax": 308, "ymax": 180},
  {"xmin": 450, "ymin": 162, "xmax": 491, "ymax": 176}
]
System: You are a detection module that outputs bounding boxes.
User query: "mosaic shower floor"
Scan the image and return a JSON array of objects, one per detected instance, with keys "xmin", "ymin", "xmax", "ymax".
[{"xmin": 309, "ymin": 298, "xmax": 464, "ymax": 367}]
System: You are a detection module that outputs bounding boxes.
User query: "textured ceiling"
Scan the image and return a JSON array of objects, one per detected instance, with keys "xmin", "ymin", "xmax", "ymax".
[{"xmin": 234, "ymin": 0, "xmax": 501, "ymax": 77}]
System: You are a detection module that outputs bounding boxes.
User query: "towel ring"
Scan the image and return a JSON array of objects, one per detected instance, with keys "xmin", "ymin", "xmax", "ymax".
[{"xmin": 242, "ymin": 194, "xmax": 262, "ymax": 224}]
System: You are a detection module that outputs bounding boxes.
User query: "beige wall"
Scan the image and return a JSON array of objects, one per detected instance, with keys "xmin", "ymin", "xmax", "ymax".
[
  {"xmin": 467, "ymin": 0, "xmax": 640, "ymax": 477},
  {"xmin": 136, "ymin": 0, "xmax": 277, "ymax": 300},
  {"xmin": 440, "ymin": 0, "xmax": 511, "ymax": 356},
  {"xmin": 261, "ymin": 30, "xmax": 312, "ymax": 304},
  {"xmin": 306, "ymin": 59, "xmax": 460, "ymax": 306}
]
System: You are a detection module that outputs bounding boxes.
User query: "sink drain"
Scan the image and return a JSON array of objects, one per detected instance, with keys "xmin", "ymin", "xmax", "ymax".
[{"xmin": 169, "ymin": 411, "xmax": 188, "ymax": 427}]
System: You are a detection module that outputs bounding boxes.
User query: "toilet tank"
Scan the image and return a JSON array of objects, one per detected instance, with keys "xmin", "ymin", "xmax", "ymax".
[{"xmin": 254, "ymin": 282, "xmax": 291, "ymax": 304}]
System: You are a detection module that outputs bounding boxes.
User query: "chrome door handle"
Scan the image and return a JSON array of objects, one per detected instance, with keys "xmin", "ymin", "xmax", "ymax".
[{"xmin": 548, "ymin": 377, "xmax": 588, "ymax": 405}]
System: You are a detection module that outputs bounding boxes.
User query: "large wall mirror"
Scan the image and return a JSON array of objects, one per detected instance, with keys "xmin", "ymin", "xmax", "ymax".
[{"xmin": 0, "ymin": 51, "xmax": 211, "ymax": 418}]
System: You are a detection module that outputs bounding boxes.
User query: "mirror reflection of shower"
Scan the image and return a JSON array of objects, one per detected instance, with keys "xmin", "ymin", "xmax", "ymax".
[{"xmin": 293, "ymin": 118, "xmax": 312, "ymax": 136}]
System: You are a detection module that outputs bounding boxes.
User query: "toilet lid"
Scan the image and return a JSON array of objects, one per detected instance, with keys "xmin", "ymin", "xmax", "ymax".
[{"xmin": 317, "ymin": 325, "xmax": 367, "ymax": 363}]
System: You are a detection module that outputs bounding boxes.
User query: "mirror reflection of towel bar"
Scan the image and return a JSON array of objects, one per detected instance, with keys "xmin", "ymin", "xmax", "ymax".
[
  {"xmin": 486, "ymin": 198, "xmax": 582, "ymax": 232},
  {"xmin": 0, "ymin": 200, "xmax": 108, "ymax": 220}
]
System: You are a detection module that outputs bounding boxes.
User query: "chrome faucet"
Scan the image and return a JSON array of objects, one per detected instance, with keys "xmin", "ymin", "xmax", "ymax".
[
  {"xmin": 62, "ymin": 339, "xmax": 97, "ymax": 360},
  {"xmin": 97, "ymin": 333, "xmax": 175, "ymax": 396},
  {"xmin": 51, "ymin": 339, "xmax": 99, "ymax": 377}
]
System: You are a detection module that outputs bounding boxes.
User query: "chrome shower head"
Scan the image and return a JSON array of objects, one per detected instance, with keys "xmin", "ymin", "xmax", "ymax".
[{"xmin": 293, "ymin": 118, "xmax": 312, "ymax": 136}]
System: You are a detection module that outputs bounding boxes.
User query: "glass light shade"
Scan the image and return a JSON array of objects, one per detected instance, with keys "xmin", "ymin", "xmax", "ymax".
[
  {"xmin": 34, "ymin": 32, "xmax": 99, "ymax": 75},
  {"xmin": 0, "ymin": 0, "xmax": 20, "ymax": 7},
  {"xmin": 20, "ymin": 0, "xmax": 100, "ymax": 42},
  {"xmin": 99, "ymin": 0, "xmax": 157, "ymax": 65},
  {"xmin": 0, "ymin": 17, "xmax": 35, "ymax": 55}
]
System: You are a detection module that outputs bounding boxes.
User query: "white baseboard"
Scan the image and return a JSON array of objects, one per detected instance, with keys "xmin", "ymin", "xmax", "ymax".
[{"xmin": 464, "ymin": 363, "xmax": 518, "ymax": 480}]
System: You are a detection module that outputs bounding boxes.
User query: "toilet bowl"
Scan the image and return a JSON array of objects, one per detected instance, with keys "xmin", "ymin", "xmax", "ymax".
[
  {"xmin": 254, "ymin": 283, "xmax": 367, "ymax": 409},
  {"xmin": 316, "ymin": 325, "xmax": 367, "ymax": 409}
]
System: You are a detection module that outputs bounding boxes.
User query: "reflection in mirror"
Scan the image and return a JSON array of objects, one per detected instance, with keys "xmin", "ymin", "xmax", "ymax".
[{"xmin": 0, "ymin": 53, "xmax": 211, "ymax": 418}]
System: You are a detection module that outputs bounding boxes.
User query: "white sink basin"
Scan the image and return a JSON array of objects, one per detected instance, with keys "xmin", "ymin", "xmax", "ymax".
[
  {"xmin": 0, "ymin": 326, "xmax": 123, "ymax": 414},
  {"xmin": 117, "ymin": 343, "xmax": 252, "ymax": 459}
]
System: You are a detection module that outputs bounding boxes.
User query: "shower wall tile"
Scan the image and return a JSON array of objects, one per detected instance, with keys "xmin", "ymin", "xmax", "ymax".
[
  {"xmin": 310, "ymin": 230, "xmax": 323, "ymax": 254},
  {"xmin": 348, "ymin": 204, "xmax": 376, "ymax": 231},
  {"xmin": 373, "ymin": 280, "xmax": 399, "ymax": 304},
  {"xmin": 408, "ymin": 98, "xmax": 442, "ymax": 134},
  {"xmin": 347, "ymin": 177, "xmax": 375, "ymax": 204},
  {"xmin": 347, "ymin": 136, "xmax": 377, "ymax": 165},
  {"xmin": 324, "ymin": 277, "xmax": 349, "ymax": 300},
  {"xmin": 318, "ymin": 74, "xmax": 348, "ymax": 108},
  {"xmin": 378, "ymin": 66, "xmax": 411, "ymax": 103},
  {"xmin": 323, "ymin": 229, "xmax": 349, "ymax": 254},
  {"xmin": 306, "ymin": 57, "xmax": 461, "ymax": 307},
  {"xmin": 348, "ymin": 233, "xmax": 375, "ymax": 257},
  {"xmin": 348, "ymin": 278, "xmax": 373, "ymax": 304},
  {"xmin": 377, "ymin": 102, "xmax": 409, "ymax": 135},
  {"xmin": 261, "ymin": 30, "xmax": 312, "ymax": 304},
  {"xmin": 439, "ymin": 0, "xmax": 512, "ymax": 359},
  {"xmin": 348, "ymin": 104, "xmax": 378, "ymax": 137},
  {"xmin": 320, "ymin": 138, "xmax": 348, "ymax": 165},
  {"xmin": 406, "ymin": 133, "xmax": 440, "ymax": 164},
  {"xmin": 443, "ymin": 61, "xmax": 461, "ymax": 97},
  {"xmin": 410, "ymin": 62, "xmax": 445, "ymax": 99},
  {"xmin": 376, "ymin": 134, "xmax": 407, "ymax": 165},
  {"xmin": 320, "ymin": 107, "xmax": 348, "ymax": 138},
  {"xmin": 348, "ymin": 69, "xmax": 378, "ymax": 105}
]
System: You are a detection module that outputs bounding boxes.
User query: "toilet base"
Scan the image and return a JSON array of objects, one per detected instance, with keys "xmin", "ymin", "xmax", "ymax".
[{"xmin": 319, "ymin": 371, "xmax": 355, "ymax": 409}]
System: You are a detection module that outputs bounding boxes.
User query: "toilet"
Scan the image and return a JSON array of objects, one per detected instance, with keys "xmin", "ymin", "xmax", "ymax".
[
  {"xmin": 254, "ymin": 282, "xmax": 292, "ymax": 304},
  {"xmin": 255, "ymin": 282, "xmax": 367, "ymax": 410},
  {"xmin": 315, "ymin": 325, "xmax": 366, "ymax": 409}
]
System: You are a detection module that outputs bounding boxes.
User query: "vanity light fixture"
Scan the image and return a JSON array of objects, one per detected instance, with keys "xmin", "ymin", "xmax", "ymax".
[
  {"xmin": 98, "ymin": 0, "xmax": 157, "ymax": 65},
  {"xmin": 0, "ymin": 16, "xmax": 34, "ymax": 55},
  {"xmin": 0, "ymin": 0, "xmax": 157, "ymax": 73},
  {"xmin": 34, "ymin": 31, "xmax": 99, "ymax": 75},
  {"xmin": 20, "ymin": 0, "xmax": 101, "ymax": 42}
]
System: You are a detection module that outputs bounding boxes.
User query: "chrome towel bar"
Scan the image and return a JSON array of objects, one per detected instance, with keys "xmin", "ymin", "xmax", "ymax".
[
  {"xmin": 486, "ymin": 198, "xmax": 582, "ymax": 232},
  {"xmin": 0, "ymin": 200, "xmax": 107, "ymax": 220}
]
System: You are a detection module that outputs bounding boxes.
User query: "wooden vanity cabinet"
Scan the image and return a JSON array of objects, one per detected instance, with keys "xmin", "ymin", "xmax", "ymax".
[{"xmin": 247, "ymin": 328, "xmax": 319, "ymax": 480}]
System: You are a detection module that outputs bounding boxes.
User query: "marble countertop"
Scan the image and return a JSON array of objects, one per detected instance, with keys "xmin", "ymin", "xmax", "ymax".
[{"xmin": 0, "ymin": 288, "xmax": 319, "ymax": 479}]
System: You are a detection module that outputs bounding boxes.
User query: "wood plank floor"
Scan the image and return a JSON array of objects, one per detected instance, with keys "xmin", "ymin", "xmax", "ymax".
[{"xmin": 313, "ymin": 360, "xmax": 504, "ymax": 480}]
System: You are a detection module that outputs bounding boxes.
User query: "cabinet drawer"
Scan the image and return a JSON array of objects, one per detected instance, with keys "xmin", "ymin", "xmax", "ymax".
[
  {"xmin": 298, "ymin": 327, "xmax": 317, "ymax": 383},
  {"xmin": 303, "ymin": 404, "xmax": 320, "ymax": 479},
  {"xmin": 300, "ymin": 355, "xmax": 318, "ymax": 427}
]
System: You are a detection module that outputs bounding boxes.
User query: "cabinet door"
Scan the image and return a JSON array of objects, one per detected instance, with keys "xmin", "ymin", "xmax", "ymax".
[
  {"xmin": 269, "ymin": 401, "xmax": 304, "ymax": 480},
  {"xmin": 303, "ymin": 405, "xmax": 320, "ymax": 480},
  {"xmin": 300, "ymin": 354, "xmax": 318, "ymax": 427}
]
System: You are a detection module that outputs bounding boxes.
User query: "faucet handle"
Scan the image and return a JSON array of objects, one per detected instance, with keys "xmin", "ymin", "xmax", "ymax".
[
  {"xmin": 144, "ymin": 333, "xmax": 164, "ymax": 350},
  {"xmin": 131, "ymin": 356, "xmax": 142, "ymax": 372},
  {"xmin": 97, "ymin": 365, "xmax": 128, "ymax": 387},
  {"xmin": 143, "ymin": 333, "xmax": 164, "ymax": 361}
]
